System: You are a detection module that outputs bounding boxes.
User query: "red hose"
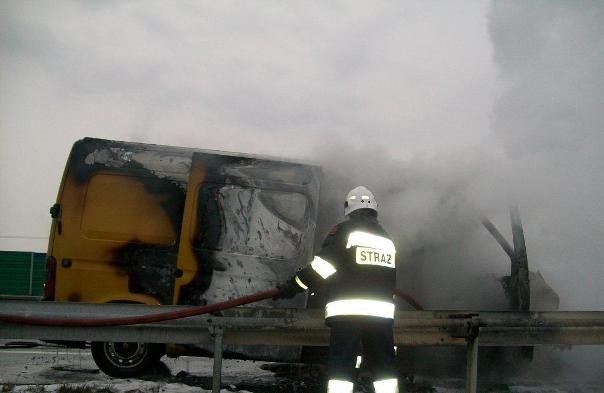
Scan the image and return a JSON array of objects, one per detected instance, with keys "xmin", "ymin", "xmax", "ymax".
[
  {"xmin": 394, "ymin": 288, "xmax": 424, "ymax": 310},
  {"xmin": 0, "ymin": 288, "xmax": 280, "ymax": 327},
  {"xmin": 0, "ymin": 287, "xmax": 423, "ymax": 327}
]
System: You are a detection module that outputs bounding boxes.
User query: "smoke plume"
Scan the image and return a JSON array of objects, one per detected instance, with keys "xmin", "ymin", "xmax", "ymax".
[{"xmin": 306, "ymin": 1, "xmax": 604, "ymax": 382}]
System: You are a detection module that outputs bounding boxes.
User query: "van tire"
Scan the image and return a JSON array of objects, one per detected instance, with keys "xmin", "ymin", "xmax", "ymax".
[{"xmin": 91, "ymin": 341, "xmax": 164, "ymax": 378}]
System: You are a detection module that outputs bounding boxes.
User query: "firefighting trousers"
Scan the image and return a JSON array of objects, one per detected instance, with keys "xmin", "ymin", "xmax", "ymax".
[{"xmin": 326, "ymin": 318, "xmax": 398, "ymax": 382}]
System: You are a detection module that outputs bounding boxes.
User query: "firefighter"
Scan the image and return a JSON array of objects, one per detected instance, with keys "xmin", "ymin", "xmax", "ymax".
[{"xmin": 277, "ymin": 186, "xmax": 399, "ymax": 393}]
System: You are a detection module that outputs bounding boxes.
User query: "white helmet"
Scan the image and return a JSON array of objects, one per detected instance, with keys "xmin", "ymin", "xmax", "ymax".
[{"xmin": 344, "ymin": 186, "xmax": 378, "ymax": 216}]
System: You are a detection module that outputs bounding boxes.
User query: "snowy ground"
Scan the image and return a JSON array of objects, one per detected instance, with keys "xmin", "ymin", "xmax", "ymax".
[
  {"xmin": 1, "ymin": 340, "xmax": 603, "ymax": 393},
  {"xmin": 0, "ymin": 340, "xmax": 275, "ymax": 392}
]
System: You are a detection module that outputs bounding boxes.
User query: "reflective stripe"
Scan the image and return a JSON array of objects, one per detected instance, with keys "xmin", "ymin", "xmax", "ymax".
[
  {"xmin": 346, "ymin": 231, "xmax": 396, "ymax": 253},
  {"xmin": 294, "ymin": 276, "xmax": 308, "ymax": 290},
  {"xmin": 311, "ymin": 256, "xmax": 337, "ymax": 279},
  {"xmin": 325, "ymin": 299, "xmax": 395, "ymax": 319},
  {"xmin": 373, "ymin": 378, "xmax": 398, "ymax": 393},
  {"xmin": 327, "ymin": 379, "xmax": 354, "ymax": 393}
]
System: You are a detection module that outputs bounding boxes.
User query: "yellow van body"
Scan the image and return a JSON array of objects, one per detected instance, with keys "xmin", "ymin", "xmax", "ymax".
[{"xmin": 46, "ymin": 137, "xmax": 320, "ymax": 321}]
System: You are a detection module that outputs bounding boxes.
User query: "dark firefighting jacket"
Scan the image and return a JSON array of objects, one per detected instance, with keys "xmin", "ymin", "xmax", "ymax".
[{"xmin": 295, "ymin": 210, "xmax": 396, "ymax": 323}]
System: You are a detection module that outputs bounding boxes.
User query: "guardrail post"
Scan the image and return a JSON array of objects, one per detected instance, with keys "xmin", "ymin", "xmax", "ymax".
[
  {"xmin": 465, "ymin": 335, "xmax": 479, "ymax": 393},
  {"xmin": 210, "ymin": 326, "xmax": 224, "ymax": 393}
]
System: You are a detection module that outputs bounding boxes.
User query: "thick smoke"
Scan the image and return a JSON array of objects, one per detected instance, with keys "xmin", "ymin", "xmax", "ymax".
[
  {"xmin": 311, "ymin": 144, "xmax": 512, "ymax": 311},
  {"xmin": 306, "ymin": 1, "xmax": 604, "ymax": 382},
  {"xmin": 486, "ymin": 1, "xmax": 604, "ymax": 383},
  {"xmin": 488, "ymin": 1, "xmax": 604, "ymax": 311},
  {"xmin": 306, "ymin": 1, "xmax": 604, "ymax": 312}
]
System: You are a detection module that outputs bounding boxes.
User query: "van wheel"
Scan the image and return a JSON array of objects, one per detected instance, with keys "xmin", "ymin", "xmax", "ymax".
[{"xmin": 91, "ymin": 341, "xmax": 163, "ymax": 378}]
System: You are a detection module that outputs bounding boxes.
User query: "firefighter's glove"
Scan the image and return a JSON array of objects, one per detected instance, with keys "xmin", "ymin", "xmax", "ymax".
[{"xmin": 274, "ymin": 277, "xmax": 305, "ymax": 300}]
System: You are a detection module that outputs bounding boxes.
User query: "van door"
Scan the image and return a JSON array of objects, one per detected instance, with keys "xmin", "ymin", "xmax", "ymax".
[
  {"xmin": 48, "ymin": 139, "xmax": 185, "ymax": 304},
  {"xmin": 174, "ymin": 152, "xmax": 320, "ymax": 361},
  {"xmin": 175, "ymin": 152, "xmax": 321, "ymax": 308}
]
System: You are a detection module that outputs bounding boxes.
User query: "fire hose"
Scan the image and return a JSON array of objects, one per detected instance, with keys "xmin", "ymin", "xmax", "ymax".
[
  {"xmin": 394, "ymin": 288, "xmax": 424, "ymax": 311},
  {"xmin": 0, "ymin": 288, "xmax": 423, "ymax": 327}
]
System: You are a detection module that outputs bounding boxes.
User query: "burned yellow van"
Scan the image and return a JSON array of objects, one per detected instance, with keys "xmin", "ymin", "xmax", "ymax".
[{"xmin": 45, "ymin": 137, "xmax": 321, "ymax": 376}]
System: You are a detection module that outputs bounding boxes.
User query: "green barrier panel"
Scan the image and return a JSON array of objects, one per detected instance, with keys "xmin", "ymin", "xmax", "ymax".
[{"xmin": 0, "ymin": 251, "xmax": 46, "ymax": 296}]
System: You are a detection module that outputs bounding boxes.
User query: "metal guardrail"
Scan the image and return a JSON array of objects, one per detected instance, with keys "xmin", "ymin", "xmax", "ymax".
[
  {"xmin": 0, "ymin": 295, "xmax": 44, "ymax": 301},
  {"xmin": 1, "ymin": 300, "xmax": 603, "ymax": 393}
]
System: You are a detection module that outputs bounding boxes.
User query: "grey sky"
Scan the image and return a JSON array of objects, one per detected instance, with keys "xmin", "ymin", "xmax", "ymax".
[{"xmin": 0, "ymin": 1, "xmax": 494, "ymax": 246}]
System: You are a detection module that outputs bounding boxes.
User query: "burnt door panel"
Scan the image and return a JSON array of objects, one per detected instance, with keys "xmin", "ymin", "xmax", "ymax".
[{"xmin": 175, "ymin": 153, "xmax": 321, "ymax": 362}]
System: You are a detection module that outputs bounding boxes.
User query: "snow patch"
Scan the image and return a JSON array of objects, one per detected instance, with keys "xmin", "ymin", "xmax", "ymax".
[{"xmin": 9, "ymin": 380, "xmax": 252, "ymax": 393}]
